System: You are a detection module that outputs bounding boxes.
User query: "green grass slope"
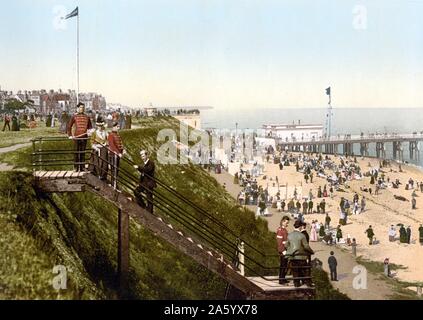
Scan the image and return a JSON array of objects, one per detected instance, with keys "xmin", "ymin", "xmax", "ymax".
[{"xmin": 0, "ymin": 116, "xmax": 348, "ymax": 299}]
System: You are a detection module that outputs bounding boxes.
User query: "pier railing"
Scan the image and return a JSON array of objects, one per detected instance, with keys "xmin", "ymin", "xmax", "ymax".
[{"xmin": 275, "ymin": 132, "xmax": 423, "ymax": 145}]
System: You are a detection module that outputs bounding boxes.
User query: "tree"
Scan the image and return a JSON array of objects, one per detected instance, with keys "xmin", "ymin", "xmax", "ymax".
[{"xmin": 4, "ymin": 99, "xmax": 32, "ymax": 113}]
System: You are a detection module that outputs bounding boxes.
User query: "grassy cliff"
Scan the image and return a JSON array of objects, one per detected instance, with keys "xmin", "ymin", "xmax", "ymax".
[{"xmin": 0, "ymin": 116, "xmax": 347, "ymax": 299}]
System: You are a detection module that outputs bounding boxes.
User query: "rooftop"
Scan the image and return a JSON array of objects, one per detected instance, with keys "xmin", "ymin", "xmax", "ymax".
[{"xmin": 263, "ymin": 123, "xmax": 323, "ymax": 129}]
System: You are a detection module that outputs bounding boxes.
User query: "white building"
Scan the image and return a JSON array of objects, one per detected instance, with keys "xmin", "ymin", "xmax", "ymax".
[
  {"xmin": 262, "ymin": 123, "xmax": 324, "ymax": 142},
  {"xmin": 145, "ymin": 107, "xmax": 158, "ymax": 117}
]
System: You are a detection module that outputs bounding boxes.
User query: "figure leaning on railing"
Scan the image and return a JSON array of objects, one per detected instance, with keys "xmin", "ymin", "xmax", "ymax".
[
  {"xmin": 67, "ymin": 103, "xmax": 93, "ymax": 172},
  {"xmin": 108, "ymin": 122, "xmax": 126, "ymax": 188},
  {"xmin": 133, "ymin": 150, "xmax": 157, "ymax": 213},
  {"xmin": 285, "ymin": 220, "xmax": 315, "ymax": 288},
  {"xmin": 88, "ymin": 116, "xmax": 109, "ymax": 180}
]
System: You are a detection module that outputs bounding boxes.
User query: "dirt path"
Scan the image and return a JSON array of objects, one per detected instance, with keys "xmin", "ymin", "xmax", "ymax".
[
  {"xmin": 0, "ymin": 142, "xmax": 31, "ymax": 171},
  {"xmin": 210, "ymin": 170, "xmax": 395, "ymax": 300},
  {"xmin": 0, "ymin": 142, "xmax": 31, "ymax": 155}
]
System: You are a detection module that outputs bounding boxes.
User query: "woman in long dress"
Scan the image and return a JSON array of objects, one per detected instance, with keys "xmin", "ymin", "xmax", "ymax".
[
  {"xmin": 88, "ymin": 117, "xmax": 109, "ymax": 180},
  {"xmin": 310, "ymin": 221, "xmax": 319, "ymax": 242}
]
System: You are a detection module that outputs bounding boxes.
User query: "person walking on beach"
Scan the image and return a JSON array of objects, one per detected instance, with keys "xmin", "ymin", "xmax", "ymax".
[
  {"xmin": 310, "ymin": 221, "xmax": 318, "ymax": 242},
  {"xmin": 276, "ymin": 216, "xmax": 290, "ymax": 284},
  {"xmin": 288, "ymin": 199, "xmax": 294, "ymax": 212},
  {"xmin": 308, "ymin": 199, "xmax": 313, "ymax": 214},
  {"xmin": 375, "ymin": 184, "xmax": 380, "ymax": 195},
  {"xmin": 353, "ymin": 193, "xmax": 359, "ymax": 204},
  {"xmin": 320, "ymin": 199, "xmax": 326, "ymax": 214},
  {"xmin": 323, "ymin": 185, "xmax": 328, "ymax": 197},
  {"xmin": 339, "ymin": 197, "xmax": 345, "ymax": 211},
  {"xmin": 384, "ymin": 258, "xmax": 391, "ymax": 277},
  {"xmin": 353, "ymin": 201, "xmax": 360, "ymax": 215},
  {"xmin": 412, "ymin": 197, "xmax": 417, "ymax": 210},
  {"xmin": 419, "ymin": 224, "xmax": 423, "ymax": 245},
  {"xmin": 365, "ymin": 225, "xmax": 375, "ymax": 245},
  {"xmin": 351, "ymin": 238, "xmax": 357, "ymax": 257},
  {"xmin": 336, "ymin": 225, "xmax": 343, "ymax": 243},
  {"xmin": 328, "ymin": 251, "xmax": 338, "ymax": 281},
  {"xmin": 388, "ymin": 225, "xmax": 396, "ymax": 242},
  {"xmin": 361, "ymin": 196, "xmax": 366, "ymax": 213},
  {"xmin": 302, "ymin": 199, "xmax": 308, "ymax": 215},
  {"xmin": 339, "ymin": 209, "xmax": 347, "ymax": 226},
  {"xmin": 296, "ymin": 200, "xmax": 301, "ymax": 213},
  {"xmin": 325, "ymin": 213, "xmax": 331, "ymax": 230},
  {"xmin": 399, "ymin": 225, "xmax": 407, "ymax": 243},
  {"xmin": 310, "ymin": 172, "xmax": 314, "ymax": 183},
  {"xmin": 343, "ymin": 200, "xmax": 350, "ymax": 216},
  {"xmin": 319, "ymin": 224, "xmax": 326, "ymax": 238},
  {"xmin": 406, "ymin": 226, "xmax": 412, "ymax": 244}
]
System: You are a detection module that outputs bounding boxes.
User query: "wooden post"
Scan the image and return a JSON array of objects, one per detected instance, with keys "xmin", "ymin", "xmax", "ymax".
[
  {"xmin": 118, "ymin": 208, "xmax": 130, "ymax": 298},
  {"xmin": 238, "ymin": 241, "xmax": 245, "ymax": 276},
  {"xmin": 393, "ymin": 142, "xmax": 397, "ymax": 159}
]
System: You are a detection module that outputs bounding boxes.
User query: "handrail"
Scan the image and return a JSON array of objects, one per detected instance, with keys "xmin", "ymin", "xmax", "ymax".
[
  {"xmin": 32, "ymin": 136, "xmax": 273, "ymax": 257},
  {"xmin": 123, "ymin": 157, "xmax": 278, "ymax": 258},
  {"xmin": 31, "ymin": 136, "xmax": 313, "ymax": 284}
]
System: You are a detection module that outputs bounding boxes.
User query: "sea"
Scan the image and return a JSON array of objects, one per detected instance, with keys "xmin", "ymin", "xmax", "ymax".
[{"xmin": 201, "ymin": 108, "xmax": 423, "ymax": 167}]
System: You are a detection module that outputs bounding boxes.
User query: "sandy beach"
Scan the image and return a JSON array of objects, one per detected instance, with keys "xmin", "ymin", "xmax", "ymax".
[
  {"xmin": 217, "ymin": 156, "xmax": 423, "ymax": 288},
  {"xmin": 246, "ymin": 154, "xmax": 423, "ymax": 284}
]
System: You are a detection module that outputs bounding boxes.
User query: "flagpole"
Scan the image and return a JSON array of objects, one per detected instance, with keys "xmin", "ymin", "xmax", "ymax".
[
  {"xmin": 328, "ymin": 92, "xmax": 332, "ymax": 139},
  {"xmin": 325, "ymin": 87, "xmax": 332, "ymax": 140},
  {"xmin": 77, "ymin": 10, "xmax": 80, "ymax": 104}
]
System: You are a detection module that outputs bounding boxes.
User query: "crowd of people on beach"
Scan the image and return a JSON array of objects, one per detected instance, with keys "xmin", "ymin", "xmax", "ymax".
[{"xmin": 229, "ymin": 142, "xmax": 423, "ymax": 285}]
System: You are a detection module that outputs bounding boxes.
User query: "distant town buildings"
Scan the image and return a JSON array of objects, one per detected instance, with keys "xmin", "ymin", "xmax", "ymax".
[{"xmin": 0, "ymin": 88, "xmax": 106, "ymax": 114}]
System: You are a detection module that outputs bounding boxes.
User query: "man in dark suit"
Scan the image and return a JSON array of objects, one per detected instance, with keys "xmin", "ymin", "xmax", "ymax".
[
  {"xmin": 134, "ymin": 150, "xmax": 157, "ymax": 213},
  {"xmin": 328, "ymin": 251, "xmax": 338, "ymax": 281}
]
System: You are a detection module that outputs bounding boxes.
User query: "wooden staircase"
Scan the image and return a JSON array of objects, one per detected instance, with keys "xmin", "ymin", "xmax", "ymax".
[{"xmin": 33, "ymin": 170, "xmax": 315, "ymax": 300}]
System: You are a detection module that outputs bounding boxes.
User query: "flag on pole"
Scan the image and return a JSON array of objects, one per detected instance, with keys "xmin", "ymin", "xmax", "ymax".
[
  {"xmin": 326, "ymin": 87, "xmax": 331, "ymax": 96},
  {"xmin": 64, "ymin": 7, "xmax": 78, "ymax": 20}
]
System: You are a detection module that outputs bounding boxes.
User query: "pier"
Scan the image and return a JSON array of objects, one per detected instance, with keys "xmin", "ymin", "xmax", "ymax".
[{"xmin": 276, "ymin": 133, "xmax": 423, "ymax": 161}]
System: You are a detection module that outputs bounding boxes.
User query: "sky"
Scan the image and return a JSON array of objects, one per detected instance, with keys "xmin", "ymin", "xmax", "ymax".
[{"xmin": 1, "ymin": 0, "xmax": 423, "ymax": 109}]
